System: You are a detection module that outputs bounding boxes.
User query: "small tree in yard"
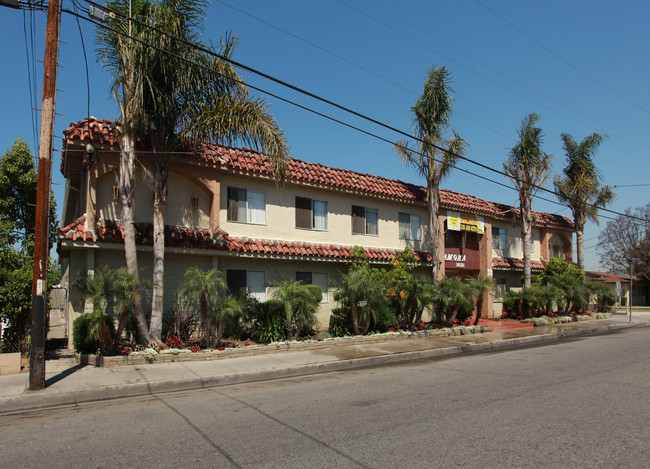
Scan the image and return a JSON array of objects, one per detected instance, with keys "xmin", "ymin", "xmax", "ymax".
[
  {"xmin": 468, "ymin": 275, "xmax": 494, "ymax": 325},
  {"xmin": 270, "ymin": 278, "xmax": 320, "ymax": 339},
  {"xmin": 209, "ymin": 295, "xmax": 245, "ymax": 348},
  {"xmin": 334, "ymin": 265, "xmax": 387, "ymax": 335},
  {"xmin": 74, "ymin": 268, "xmax": 116, "ymax": 354},
  {"xmin": 111, "ymin": 268, "xmax": 149, "ymax": 352},
  {"xmin": 178, "ymin": 267, "xmax": 227, "ymax": 346},
  {"xmin": 434, "ymin": 277, "xmax": 474, "ymax": 327}
]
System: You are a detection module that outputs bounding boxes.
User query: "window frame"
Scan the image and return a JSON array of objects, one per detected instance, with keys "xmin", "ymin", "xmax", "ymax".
[
  {"xmin": 226, "ymin": 186, "xmax": 266, "ymax": 225},
  {"xmin": 295, "ymin": 196, "xmax": 328, "ymax": 231},
  {"xmin": 352, "ymin": 205, "xmax": 379, "ymax": 236},
  {"xmin": 399, "ymin": 212, "xmax": 421, "ymax": 241},
  {"xmin": 226, "ymin": 269, "xmax": 267, "ymax": 301}
]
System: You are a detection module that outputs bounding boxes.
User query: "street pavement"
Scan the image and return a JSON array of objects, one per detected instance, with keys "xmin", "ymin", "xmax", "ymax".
[{"xmin": 0, "ymin": 312, "xmax": 648, "ymax": 415}]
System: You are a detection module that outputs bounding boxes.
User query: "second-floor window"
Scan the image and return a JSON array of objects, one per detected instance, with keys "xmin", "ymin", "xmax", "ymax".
[
  {"xmin": 492, "ymin": 227, "xmax": 507, "ymax": 251},
  {"xmin": 227, "ymin": 187, "xmax": 266, "ymax": 225},
  {"xmin": 399, "ymin": 212, "xmax": 421, "ymax": 240},
  {"xmin": 295, "ymin": 196, "xmax": 328, "ymax": 231},
  {"xmin": 352, "ymin": 205, "xmax": 378, "ymax": 235}
]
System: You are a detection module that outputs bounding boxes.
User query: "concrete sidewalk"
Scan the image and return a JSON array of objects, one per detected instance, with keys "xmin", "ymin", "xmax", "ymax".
[{"xmin": 1, "ymin": 314, "xmax": 648, "ymax": 415}]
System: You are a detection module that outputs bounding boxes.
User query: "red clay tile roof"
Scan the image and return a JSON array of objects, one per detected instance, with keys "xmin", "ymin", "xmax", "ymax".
[
  {"xmin": 62, "ymin": 118, "xmax": 573, "ymax": 230},
  {"xmin": 493, "ymin": 257, "xmax": 546, "ymax": 271},
  {"xmin": 59, "ymin": 217, "xmax": 431, "ymax": 263},
  {"xmin": 585, "ymin": 271, "xmax": 632, "ymax": 283}
]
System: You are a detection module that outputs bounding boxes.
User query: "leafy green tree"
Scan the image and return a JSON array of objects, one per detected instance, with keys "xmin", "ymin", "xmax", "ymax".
[
  {"xmin": 394, "ymin": 66, "xmax": 468, "ymax": 280},
  {"xmin": 0, "ymin": 139, "xmax": 58, "ymax": 353},
  {"xmin": 504, "ymin": 114, "xmax": 552, "ymax": 288},
  {"xmin": 468, "ymin": 274, "xmax": 494, "ymax": 325},
  {"xmin": 554, "ymin": 133, "xmax": 615, "ymax": 270},
  {"xmin": 178, "ymin": 267, "xmax": 227, "ymax": 345}
]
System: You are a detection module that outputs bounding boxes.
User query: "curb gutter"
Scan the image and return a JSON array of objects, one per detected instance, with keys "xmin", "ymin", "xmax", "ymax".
[{"xmin": 1, "ymin": 321, "xmax": 647, "ymax": 415}]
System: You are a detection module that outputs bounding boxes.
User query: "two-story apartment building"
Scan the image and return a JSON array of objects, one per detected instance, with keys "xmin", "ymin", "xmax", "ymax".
[{"xmin": 58, "ymin": 118, "xmax": 574, "ymax": 337}]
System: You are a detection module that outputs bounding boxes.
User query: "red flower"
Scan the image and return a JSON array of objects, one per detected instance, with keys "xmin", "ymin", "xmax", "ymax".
[{"xmin": 122, "ymin": 347, "xmax": 131, "ymax": 356}]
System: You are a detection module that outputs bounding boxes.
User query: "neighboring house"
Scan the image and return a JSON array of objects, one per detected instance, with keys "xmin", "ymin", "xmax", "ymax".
[
  {"xmin": 585, "ymin": 271, "xmax": 649, "ymax": 306},
  {"xmin": 57, "ymin": 118, "xmax": 574, "ymax": 345}
]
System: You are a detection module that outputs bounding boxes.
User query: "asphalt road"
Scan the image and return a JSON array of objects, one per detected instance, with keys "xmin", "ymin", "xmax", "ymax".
[{"xmin": 1, "ymin": 327, "xmax": 648, "ymax": 468}]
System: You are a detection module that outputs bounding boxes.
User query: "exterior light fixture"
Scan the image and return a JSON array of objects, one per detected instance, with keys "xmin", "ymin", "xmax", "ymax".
[
  {"xmin": 112, "ymin": 184, "xmax": 119, "ymax": 203},
  {"xmin": 191, "ymin": 193, "xmax": 199, "ymax": 210}
]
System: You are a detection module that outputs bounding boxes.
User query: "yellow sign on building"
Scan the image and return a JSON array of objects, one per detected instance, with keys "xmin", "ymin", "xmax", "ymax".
[{"xmin": 447, "ymin": 211, "xmax": 484, "ymax": 234}]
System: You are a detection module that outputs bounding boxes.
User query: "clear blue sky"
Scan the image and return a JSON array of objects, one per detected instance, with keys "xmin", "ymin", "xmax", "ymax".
[{"xmin": 1, "ymin": 0, "xmax": 649, "ymax": 270}]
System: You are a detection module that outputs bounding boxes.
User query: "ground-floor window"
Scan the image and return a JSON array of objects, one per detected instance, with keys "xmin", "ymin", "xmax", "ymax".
[
  {"xmin": 494, "ymin": 277, "xmax": 508, "ymax": 299},
  {"xmin": 226, "ymin": 270, "xmax": 267, "ymax": 302},
  {"xmin": 296, "ymin": 271, "xmax": 329, "ymax": 303}
]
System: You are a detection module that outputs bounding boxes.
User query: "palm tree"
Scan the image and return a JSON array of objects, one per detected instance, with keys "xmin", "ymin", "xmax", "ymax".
[
  {"xmin": 333, "ymin": 267, "xmax": 386, "ymax": 335},
  {"xmin": 74, "ymin": 267, "xmax": 115, "ymax": 354},
  {"xmin": 97, "ymin": 0, "xmax": 157, "ymax": 344},
  {"xmin": 434, "ymin": 277, "xmax": 473, "ymax": 327},
  {"xmin": 467, "ymin": 274, "xmax": 494, "ymax": 325},
  {"xmin": 270, "ymin": 277, "xmax": 320, "ymax": 339},
  {"xmin": 554, "ymin": 133, "xmax": 615, "ymax": 271},
  {"xmin": 394, "ymin": 66, "xmax": 468, "ymax": 280},
  {"xmin": 503, "ymin": 114, "xmax": 551, "ymax": 288},
  {"xmin": 178, "ymin": 267, "xmax": 227, "ymax": 345},
  {"xmin": 98, "ymin": 1, "xmax": 288, "ymax": 343},
  {"xmin": 209, "ymin": 294, "xmax": 244, "ymax": 348},
  {"xmin": 111, "ymin": 267, "xmax": 149, "ymax": 352}
]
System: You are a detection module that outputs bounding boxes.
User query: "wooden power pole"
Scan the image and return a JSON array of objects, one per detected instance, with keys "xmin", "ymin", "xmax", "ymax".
[{"xmin": 30, "ymin": 0, "xmax": 61, "ymax": 390}]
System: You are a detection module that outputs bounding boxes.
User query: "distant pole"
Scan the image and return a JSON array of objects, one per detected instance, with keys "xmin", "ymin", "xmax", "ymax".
[
  {"xmin": 629, "ymin": 263, "xmax": 634, "ymax": 323},
  {"xmin": 30, "ymin": 0, "xmax": 61, "ymax": 390}
]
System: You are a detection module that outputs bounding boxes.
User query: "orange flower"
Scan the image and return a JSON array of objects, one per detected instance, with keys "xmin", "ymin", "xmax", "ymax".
[{"xmin": 400, "ymin": 290, "xmax": 407, "ymax": 299}]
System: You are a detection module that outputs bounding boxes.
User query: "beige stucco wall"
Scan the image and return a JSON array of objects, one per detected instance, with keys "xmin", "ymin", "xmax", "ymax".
[
  {"xmin": 96, "ymin": 170, "xmax": 211, "ymax": 228},
  {"xmin": 491, "ymin": 222, "xmax": 540, "ymax": 260},
  {"xmin": 219, "ymin": 175, "xmax": 430, "ymax": 251}
]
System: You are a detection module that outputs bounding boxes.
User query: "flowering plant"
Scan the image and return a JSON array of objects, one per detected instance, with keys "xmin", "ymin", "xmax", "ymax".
[
  {"xmin": 165, "ymin": 335, "xmax": 183, "ymax": 349},
  {"xmin": 189, "ymin": 344, "xmax": 201, "ymax": 353},
  {"xmin": 122, "ymin": 347, "xmax": 132, "ymax": 356}
]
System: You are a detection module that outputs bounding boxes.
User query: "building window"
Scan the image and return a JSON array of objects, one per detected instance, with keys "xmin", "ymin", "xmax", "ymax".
[
  {"xmin": 296, "ymin": 271, "xmax": 329, "ymax": 303},
  {"xmin": 295, "ymin": 196, "xmax": 328, "ymax": 231},
  {"xmin": 492, "ymin": 227, "xmax": 507, "ymax": 252},
  {"xmin": 352, "ymin": 205, "xmax": 378, "ymax": 235},
  {"xmin": 227, "ymin": 187, "xmax": 266, "ymax": 224},
  {"xmin": 226, "ymin": 270, "xmax": 267, "ymax": 301},
  {"xmin": 494, "ymin": 278, "xmax": 508, "ymax": 299},
  {"xmin": 399, "ymin": 213, "xmax": 421, "ymax": 240}
]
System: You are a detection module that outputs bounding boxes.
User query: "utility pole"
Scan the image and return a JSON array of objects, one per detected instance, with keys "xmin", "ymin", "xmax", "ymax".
[{"xmin": 30, "ymin": 0, "xmax": 61, "ymax": 390}]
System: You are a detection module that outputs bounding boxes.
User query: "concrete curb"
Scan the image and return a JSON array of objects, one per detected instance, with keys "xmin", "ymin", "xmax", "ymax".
[{"xmin": 1, "ymin": 321, "xmax": 647, "ymax": 415}]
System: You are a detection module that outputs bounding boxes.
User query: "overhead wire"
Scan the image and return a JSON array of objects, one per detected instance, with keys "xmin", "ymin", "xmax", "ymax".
[
  {"xmin": 66, "ymin": 1, "xmax": 650, "ymax": 225},
  {"xmin": 362, "ymin": 0, "xmax": 650, "ymax": 149},
  {"xmin": 22, "ymin": 8, "xmax": 38, "ymax": 150},
  {"xmin": 474, "ymin": 0, "xmax": 650, "ymax": 116}
]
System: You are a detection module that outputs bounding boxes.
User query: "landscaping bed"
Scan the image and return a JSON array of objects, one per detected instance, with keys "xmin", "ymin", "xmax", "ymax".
[{"xmin": 77, "ymin": 324, "xmax": 491, "ymax": 367}]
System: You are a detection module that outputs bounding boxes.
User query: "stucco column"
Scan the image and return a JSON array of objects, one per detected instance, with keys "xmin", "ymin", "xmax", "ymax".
[
  {"xmin": 83, "ymin": 249, "xmax": 95, "ymax": 314},
  {"xmin": 540, "ymin": 229, "xmax": 552, "ymax": 262},
  {"xmin": 480, "ymin": 220, "xmax": 492, "ymax": 319},
  {"xmin": 84, "ymin": 163, "xmax": 97, "ymax": 233}
]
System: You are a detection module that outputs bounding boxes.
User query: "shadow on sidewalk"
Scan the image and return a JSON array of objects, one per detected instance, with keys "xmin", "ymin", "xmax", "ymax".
[{"xmin": 45, "ymin": 364, "xmax": 85, "ymax": 387}]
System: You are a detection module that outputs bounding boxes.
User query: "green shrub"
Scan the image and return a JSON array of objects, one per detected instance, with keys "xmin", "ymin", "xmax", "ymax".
[
  {"xmin": 303, "ymin": 284, "xmax": 323, "ymax": 303},
  {"xmin": 369, "ymin": 300, "xmax": 396, "ymax": 332},
  {"xmin": 73, "ymin": 312, "xmax": 114, "ymax": 354},
  {"xmin": 250, "ymin": 300, "xmax": 287, "ymax": 343},
  {"xmin": 621, "ymin": 296, "xmax": 627, "ymax": 307},
  {"xmin": 328, "ymin": 307, "xmax": 351, "ymax": 337}
]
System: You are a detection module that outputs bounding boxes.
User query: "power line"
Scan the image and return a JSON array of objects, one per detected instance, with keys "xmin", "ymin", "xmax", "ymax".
[
  {"xmin": 612, "ymin": 183, "xmax": 650, "ymax": 188},
  {"xmin": 67, "ymin": 2, "xmax": 649, "ymax": 225},
  {"xmin": 362, "ymin": 0, "xmax": 650, "ymax": 149},
  {"xmin": 337, "ymin": 0, "xmax": 650, "ymax": 150},
  {"xmin": 474, "ymin": 0, "xmax": 650, "ymax": 116}
]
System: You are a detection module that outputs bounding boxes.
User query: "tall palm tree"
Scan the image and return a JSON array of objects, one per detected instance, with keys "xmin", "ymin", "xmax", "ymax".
[
  {"xmin": 394, "ymin": 66, "xmax": 467, "ymax": 280},
  {"xmin": 554, "ymin": 132, "xmax": 615, "ymax": 270},
  {"xmin": 503, "ymin": 114, "xmax": 551, "ymax": 288},
  {"xmin": 98, "ymin": 1, "xmax": 289, "ymax": 343},
  {"xmin": 97, "ymin": 0, "xmax": 156, "ymax": 344},
  {"xmin": 178, "ymin": 267, "xmax": 227, "ymax": 345}
]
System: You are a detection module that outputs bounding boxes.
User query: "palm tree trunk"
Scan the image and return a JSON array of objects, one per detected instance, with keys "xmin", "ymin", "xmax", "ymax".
[
  {"xmin": 473, "ymin": 297, "xmax": 484, "ymax": 326},
  {"xmin": 429, "ymin": 181, "xmax": 442, "ymax": 281},
  {"xmin": 120, "ymin": 125, "xmax": 150, "ymax": 345},
  {"xmin": 113, "ymin": 307, "xmax": 129, "ymax": 353},
  {"xmin": 350, "ymin": 303, "xmax": 360, "ymax": 335},
  {"xmin": 575, "ymin": 222, "xmax": 585, "ymax": 271},
  {"xmin": 150, "ymin": 154, "xmax": 169, "ymax": 343},
  {"xmin": 521, "ymin": 195, "xmax": 532, "ymax": 289},
  {"xmin": 200, "ymin": 293, "xmax": 209, "ymax": 343}
]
